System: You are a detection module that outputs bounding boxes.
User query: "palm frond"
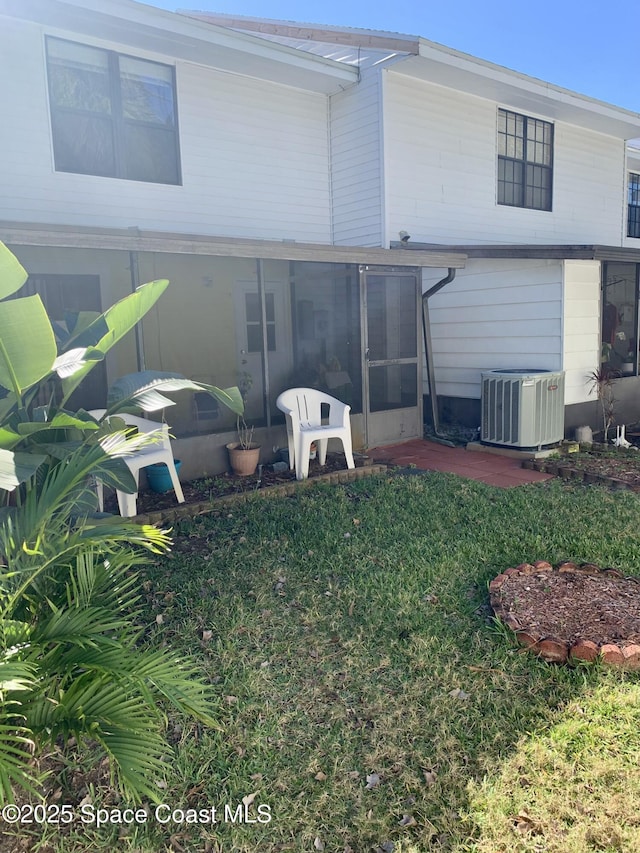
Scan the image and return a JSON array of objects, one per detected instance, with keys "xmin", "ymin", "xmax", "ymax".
[
  {"xmin": 0, "ymin": 720, "xmax": 40, "ymax": 805},
  {"xmin": 99, "ymin": 727, "xmax": 169, "ymax": 803},
  {"xmin": 128, "ymin": 649, "xmax": 220, "ymax": 728},
  {"xmin": 24, "ymin": 675, "xmax": 169, "ymax": 803},
  {"xmin": 32, "ymin": 603, "xmax": 133, "ymax": 647}
]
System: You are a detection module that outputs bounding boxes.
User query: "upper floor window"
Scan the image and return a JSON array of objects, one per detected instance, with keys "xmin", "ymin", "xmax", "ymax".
[
  {"xmin": 628, "ymin": 173, "xmax": 640, "ymax": 238},
  {"xmin": 497, "ymin": 108, "xmax": 553, "ymax": 211},
  {"xmin": 46, "ymin": 37, "xmax": 180, "ymax": 185}
]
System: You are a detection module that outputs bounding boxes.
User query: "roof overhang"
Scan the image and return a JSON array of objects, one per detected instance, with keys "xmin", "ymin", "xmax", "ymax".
[
  {"xmin": 1, "ymin": 222, "xmax": 466, "ymax": 269},
  {"xmin": 390, "ymin": 44, "xmax": 640, "ymax": 140},
  {"xmin": 0, "ymin": 0, "xmax": 357, "ymax": 94},
  {"xmin": 391, "ymin": 241, "xmax": 640, "ymax": 264}
]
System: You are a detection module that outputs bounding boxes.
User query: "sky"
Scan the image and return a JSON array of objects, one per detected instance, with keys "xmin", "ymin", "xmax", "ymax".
[{"xmin": 143, "ymin": 0, "xmax": 640, "ymax": 113}]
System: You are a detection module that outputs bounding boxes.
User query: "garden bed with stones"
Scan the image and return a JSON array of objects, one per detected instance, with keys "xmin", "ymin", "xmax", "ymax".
[
  {"xmin": 523, "ymin": 444, "xmax": 640, "ymax": 491},
  {"xmin": 490, "ymin": 560, "xmax": 640, "ymax": 668}
]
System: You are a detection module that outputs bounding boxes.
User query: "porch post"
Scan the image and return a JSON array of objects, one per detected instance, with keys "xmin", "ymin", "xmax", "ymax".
[
  {"xmin": 129, "ymin": 251, "xmax": 146, "ymax": 372},
  {"xmin": 256, "ymin": 258, "xmax": 272, "ymax": 428}
]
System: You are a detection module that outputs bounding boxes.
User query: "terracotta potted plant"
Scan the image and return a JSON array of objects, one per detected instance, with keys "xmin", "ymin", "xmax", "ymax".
[
  {"xmin": 226, "ymin": 372, "xmax": 260, "ymax": 476},
  {"xmin": 227, "ymin": 417, "xmax": 260, "ymax": 476}
]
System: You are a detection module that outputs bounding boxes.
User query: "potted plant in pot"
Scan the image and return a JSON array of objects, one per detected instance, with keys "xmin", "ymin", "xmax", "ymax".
[
  {"xmin": 226, "ymin": 372, "xmax": 261, "ymax": 476},
  {"xmin": 227, "ymin": 416, "xmax": 261, "ymax": 476}
]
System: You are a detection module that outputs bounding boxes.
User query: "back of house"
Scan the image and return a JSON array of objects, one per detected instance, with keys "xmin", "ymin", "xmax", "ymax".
[{"xmin": 2, "ymin": 0, "xmax": 640, "ymax": 473}]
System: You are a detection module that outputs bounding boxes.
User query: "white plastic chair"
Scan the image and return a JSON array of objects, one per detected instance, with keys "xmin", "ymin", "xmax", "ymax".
[
  {"xmin": 88, "ymin": 409, "xmax": 184, "ymax": 517},
  {"xmin": 276, "ymin": 388, "xmax": 355, "ymax": 481}
]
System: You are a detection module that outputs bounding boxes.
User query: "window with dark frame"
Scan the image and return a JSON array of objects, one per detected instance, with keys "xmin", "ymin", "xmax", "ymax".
[
  {"xmin": 628, "ymin": 173, "xmax": 640, "ymax": 238},
  {"xmin": 21, "ymin": 274, "xmax": 109, "ymax": 409},
  {"xmin": 45, "ymin": 37, "xmax": 180, "ymax": 185},
  {"xmin": 497, "ymin": 108, "xmax": 553, "ymax": 211}
]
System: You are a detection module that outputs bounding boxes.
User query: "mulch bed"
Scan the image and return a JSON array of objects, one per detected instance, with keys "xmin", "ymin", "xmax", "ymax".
[
  {"xmin": 524, "ymin": 443, "xmax": 640, "ymax": 491},
  {"xmin": 104, "ymin": 453, "xmax": 381, "ymax": 518},
  {"xmin": 490, "ymin": 561, "xmax": 640, "ymax": 668}
]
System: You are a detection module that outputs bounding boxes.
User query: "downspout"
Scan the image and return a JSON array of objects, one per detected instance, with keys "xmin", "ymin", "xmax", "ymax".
[{"xmin": 422, "ymin": 268, "xmax": 456, "ymax": 441}]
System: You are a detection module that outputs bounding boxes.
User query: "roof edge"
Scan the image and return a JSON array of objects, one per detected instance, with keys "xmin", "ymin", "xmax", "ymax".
[
  {"xmin": 1, "ymin": 221, "xmax": 466, "ymax": 268},
  {"xmin": 390, "ymin": 242, "xmax": 640, "ymax": 263},
  {"xmin": 179, "ymin": 11, "xmax": 420, "ymax": 53}
]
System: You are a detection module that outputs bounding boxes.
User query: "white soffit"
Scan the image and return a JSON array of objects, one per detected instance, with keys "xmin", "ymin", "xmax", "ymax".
[
  {"xmin": 392, "ymin": 44, "xmax": 640, "ymax": 140},
  {"xmin": 0, "ymin": 0, "xmax": 357, "ymax": 93}
]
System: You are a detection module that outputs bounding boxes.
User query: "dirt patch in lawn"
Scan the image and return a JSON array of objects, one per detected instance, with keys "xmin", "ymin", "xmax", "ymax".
[{"xmin": 490, "ymin": 561, "xmax": 640, "ymax": 667}]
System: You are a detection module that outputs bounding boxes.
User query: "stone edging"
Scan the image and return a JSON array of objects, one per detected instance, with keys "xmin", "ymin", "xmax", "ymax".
[
  {"xmin": 489, "ymin": 560, "xmax": 640, "ymax": 668},
  {"xmin": 522, "ymin": 456, "xmax": 637, "ymax": 491},
  {"xmin": 134, "ymin": 464, "xmax": 388, "ymax": 526}
]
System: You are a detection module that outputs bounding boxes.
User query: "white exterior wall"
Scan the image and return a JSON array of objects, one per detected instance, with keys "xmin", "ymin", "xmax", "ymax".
[
  {"xmin": 383, "ymin": 72, "xmax": 626, "ymax": 247},
  {"xmin": 329, "ymin": 72, "xmax": 384, "ymax": 246},
  {"xmin": 423, "ymin": 259, "xmax": 563, "ymax": 400},
  {"xmin": 562, "ymin": 260, "xmax": 601, "ymax": 406},
  {"xmin": 0, "ymin": 17, "xmax": 331, "ymax": 242}
]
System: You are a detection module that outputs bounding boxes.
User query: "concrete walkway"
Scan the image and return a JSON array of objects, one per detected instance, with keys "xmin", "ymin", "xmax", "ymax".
[{"xmin": 369, "ymin": 438, "xmax": 554, "ymax": 488}]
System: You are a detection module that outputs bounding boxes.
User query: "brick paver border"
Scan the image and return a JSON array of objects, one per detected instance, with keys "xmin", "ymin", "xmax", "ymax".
[
  {"xmin": 490, "ymin": 560, "xmax": 640, "ymax": 669},
  {"xmin": 134, "ymin": 464, "xmax": 388, "ymax": 526}
]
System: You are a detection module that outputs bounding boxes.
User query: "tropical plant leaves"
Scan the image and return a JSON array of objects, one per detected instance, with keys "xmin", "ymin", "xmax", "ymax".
[
  {"xmin": 0, "ymin": 428, "xmax": 22, "ymax": 451},
  {"xmin": 0, "ymin": 723, "xmax": 40, "ymax": 805},
  {"xmin": 199, "ymin": 382, "xmax": 244, "ymax": 417},
  {"xmin": 16, "ymin": 412, "xmax": 101, "ymax": 436},
  {"xmin": 0, "ymin": 244, "xmax": 228, "ymax": 806},
  {"xmin": 107, "ymin": 370, "xmax": 244, "ymax": 416},
  {"xmin": 0, "ymin": 448, "xmax": 47, "ymax": 491},
  {"xmin": 60, "ymin": 279, "xmax": 169, "ymax": 402},
  {"xmin": 0, "ymin": 242, "xmax": 28, "ymax": 300},
  {"xmin": 0, "ymin": 658, "xmax": 36, "ymax": 694},
  {"xmin": 0, "ymin": 296, "xmax": 57, "ymax": 396},
  {"xmin": 52, "ymin": 346, "xmax": 103, "ymax": 379}
]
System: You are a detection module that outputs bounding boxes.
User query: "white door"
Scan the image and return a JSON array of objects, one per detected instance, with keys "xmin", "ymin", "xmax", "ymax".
[
  {"xmin": 234, "ymin": 280, "xmax": 292, "ymax": 423},
  {"xmin": 363, "ymin": 271, "xmax": 422, "ymax": 447}
]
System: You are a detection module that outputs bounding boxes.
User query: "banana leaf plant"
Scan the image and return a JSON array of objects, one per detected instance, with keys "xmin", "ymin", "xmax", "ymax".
[
  {"xmin": 0, "ymin": 242, "xmax": 242, "ymax": 803},
  {"xmin": 0, "ymin": 241, "xmax": 243, "ymax": 500}
]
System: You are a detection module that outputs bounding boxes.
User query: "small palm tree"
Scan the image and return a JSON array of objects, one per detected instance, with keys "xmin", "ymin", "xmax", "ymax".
[
  {"xmin": 587, "ymin": 367, "xmax": 620, "ymax": 443},
  {"xmin": 0, "ymin": 433, "xmax": 218, "ymax": 804}
]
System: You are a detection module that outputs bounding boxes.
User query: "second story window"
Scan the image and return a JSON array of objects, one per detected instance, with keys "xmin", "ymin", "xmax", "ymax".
[
  {"xmin": 46, "ymin": 37, "xmax": 180, "ymax": 185},
  {"xmin": 628, "ymin": 173, "xmax": 640, "ymax": 238},
  {"xmin": 497, "ymin": 108, "xmax": 553, "ymax": 211}
]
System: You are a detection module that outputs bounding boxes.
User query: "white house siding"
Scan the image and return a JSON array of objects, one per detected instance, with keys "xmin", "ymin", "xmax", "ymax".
[
  {"xmin": 383, "ymin": 71, "xmax": 626, "ymax": 247},
  {"xmin": 329, "ymin": 72, "xmax": 384, "ymax": 246},
  {"xmin": 423, "ymin": 259, "xmax": 563, "ymax": 400},
  {"xmin": 0, "ymin": 17, "xmax": 331, "ymax": 242},
  {"xmin": 562, "ymin": 260, "xmax": 601, "ymax": 406}
]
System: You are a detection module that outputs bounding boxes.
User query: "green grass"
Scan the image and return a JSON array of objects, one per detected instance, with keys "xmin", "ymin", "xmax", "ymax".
[{"xmin": 14, "ymin": 474, "xmax": 640, "ymax": 852}]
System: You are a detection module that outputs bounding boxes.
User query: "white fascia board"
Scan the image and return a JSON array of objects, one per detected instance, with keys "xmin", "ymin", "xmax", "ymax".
[
  {"xmin": 0, "ymin": 221, "xmax": 467, "ymax": 268},
  {"xmin": 388, "ymin": 41, "xmax": 640, "ymax": 140},
  {"xmin": 0, "ymin": 0, "xmax": 357, "ymax": 93}
]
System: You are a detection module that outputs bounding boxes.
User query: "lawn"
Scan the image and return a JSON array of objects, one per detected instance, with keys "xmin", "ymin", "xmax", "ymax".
[{"xmin": 12, "ymin": 473, "xmax": 640, "ymax": 853}]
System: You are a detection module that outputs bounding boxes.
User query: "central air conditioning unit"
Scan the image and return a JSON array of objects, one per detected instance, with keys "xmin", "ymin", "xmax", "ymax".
[{"xmin": 481, "ymin": 369, "xmax": 565, "ymax": 449}]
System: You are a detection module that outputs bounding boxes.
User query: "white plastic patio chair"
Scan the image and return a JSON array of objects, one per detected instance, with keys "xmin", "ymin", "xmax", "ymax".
[
  {"xmin": 88, "ymin": 409, "xmax": 184, "ymax": 517},
  {"xmin": 276, "ymin": 388, "xmax": 355, "ymax": 481}
]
